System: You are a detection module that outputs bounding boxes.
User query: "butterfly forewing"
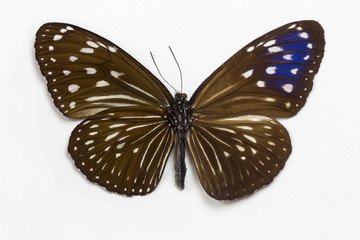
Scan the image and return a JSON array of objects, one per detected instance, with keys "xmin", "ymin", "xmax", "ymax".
[
  {"xmin": 188, "ymin": 114, "xmax": 291, "ymax": 200},
  {"xmin": 35, "ymin": 23, "xmax": 173, "ymax": 118},
  {"xmin": 190, "ymin": 20, "xmax": 325, "ymax": 118},
  {"xmin": 68, "ymin": 106, "xmax": 175, "ymax": 195}
]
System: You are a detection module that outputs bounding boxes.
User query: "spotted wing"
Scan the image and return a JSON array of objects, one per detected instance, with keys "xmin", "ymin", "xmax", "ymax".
[
  {"xmin": 190, "ymin": 20, "xmax": 325, "ymax": 117},
  {"xmin": 35, "ymin": 23, "xmax": 173, "ymax": 118},
  {"xmin": 68, "ymin": 106, "xmax": 175, "ymax": 195},
  {"xmin": 188, "ymin": 114, "xmax": 291, "ymax": 200}
]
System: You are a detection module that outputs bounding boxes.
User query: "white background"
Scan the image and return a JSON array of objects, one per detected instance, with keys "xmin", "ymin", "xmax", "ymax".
[{"xmin": 1, "ymin": 0, "xmax": 360, "ymax": 239}]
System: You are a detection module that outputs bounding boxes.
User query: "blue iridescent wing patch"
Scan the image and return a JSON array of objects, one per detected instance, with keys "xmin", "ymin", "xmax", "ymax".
[{"xmin": 190, "ymin": 20, "xmax": 325, "ymax": 118}]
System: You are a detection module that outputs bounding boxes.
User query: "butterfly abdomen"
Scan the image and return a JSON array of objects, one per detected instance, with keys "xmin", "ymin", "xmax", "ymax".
[{"xmin": 167, "ymin": 93, "xmax": 192, "ymax": 189}]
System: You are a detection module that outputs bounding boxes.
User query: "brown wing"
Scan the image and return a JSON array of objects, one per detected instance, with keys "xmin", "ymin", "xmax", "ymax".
[
  {"xmin": 190, "ymin": 20, "xmax": 325, "ymax": 118},
  {"xmin": 68, "ymin": 106, "xmax": 175, "ymax": 195},
  {"xmin": 187, "ymin": 114, "xmax": 291, "ymax": 200},
  {"xmin": 35, "ymin": 23, "xmax": 173, "ymax": 118}
]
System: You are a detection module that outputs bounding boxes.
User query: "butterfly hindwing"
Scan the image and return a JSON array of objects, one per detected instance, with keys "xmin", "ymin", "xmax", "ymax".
[
  {"xmin": 188, "ymin": 114, "xmax": 291, "ymax": 200},
  {"xmin": 68, "ymin": 106, "xmax": 175, "ymax": 195},
  {"xmin": 190, "ymin": 20, "xmax": 325, "ymax": 118},
  {"xmin": 35, "ymin": 23, "xmax": 173, "ymax": 118}
]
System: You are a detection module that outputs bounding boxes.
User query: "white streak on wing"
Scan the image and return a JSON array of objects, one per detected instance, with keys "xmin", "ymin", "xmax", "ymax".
[
  {"xmin": 105, "ymin": 132, "xmax": 119, "ymax": 141},
  {"xmin": 244, "ymin": 134, "xmax": 257, "ymax": 143},
  {"xmin": 90, "ymin": 102, "xmax": 138, "ymax": 107},
  {"xmin": 120, "ymin": 81, "xmax": 159, "ymax": 102},
  {"xmin": 201, "ymin": 135, "xmax": 223, "ymax": 173},
  {"xmin": 119, "ymin": 115, "xmax": 161, "ymax": 119},
  {"xmin": 141, "ymin": 127, "xmax": 166, "ymax": 169},
  {"xmin": 85, "ymin": 94, "xmax": 150, "ymax": 104},
  {"xmin": 221, "ymin": 115, "xmax": 272, "ymax": 122},
  {"xmin": 192, "ymin": 133, "xmax": 216, "ymax": 176},
  {"xmin": 202, "ymin": 84, "xmax": 237, "ymax": 106},
  {"xmin": 126, "ymin": 122, "xmax": 160, "ymax": 131},
  {"xmin": 213, "ymin": 127, "xmax": 236, "ymax": 134},
  {"xmin": 110, "ymin": 123, "xmax": 126, "ymax": 128},
  {"xmin": 236, "ymin": 126, "xmax": 253, "ymax": 130},
  {"xmin": 198, "ymin": 126, "xmax": 231, "ymax": 148},
  {"xmin": 157, "ymin": 130, "xmax": 173, "ymax": 176}
]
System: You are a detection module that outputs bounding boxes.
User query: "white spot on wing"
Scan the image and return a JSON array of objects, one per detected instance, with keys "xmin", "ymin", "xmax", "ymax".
[
  {"xmin": 69, "ymin": 101, "xmax": 76, "ymax": 109},
  {"xmin": 66, "ymin": 26, "xmax": 74, "ymax": 31},
  {"xmin": 63, "ymin": 70, "xmax": 71, "ymax": 75},
  {"xmin": 68, "ymin": 84, "xmax": 80, "ymax": 93},
  {"xmin": 105, "ymin": 132, "xmax": 119, "ymax": 141},
  {"xmin": 291, "ymin": 68, "xmax": 298, "ymax": 75},
  {"xmin": 80, "ymin": 48, "xmax": 94, "ymax": 53},
  {"xmin": 266, "ymin": 66, "xmax": 276, "ymax": 74},
  {"xmin": 236, "ymin": 145, "xmax": 245, "ymax": 152},
  {"xmin": 282, "ymin": 84, "xmax": 293, "ymax": 93},
  {"xmin": 256, "ymin": 80, "xmax": 265, "ymax": 87},
  {"xmin": 117, "ymin": 143, "xmax": 125, "ymax": 149},
  {"xmin": 264, "ymin": 40, "xmax": 276, "ymax": 47},
  {"xmin": 87, "ymin": 41, "xmax": 99, "ymax": 48},
  {"xmin": 108, "ymin": 46, "xmax": 117, "ymax": 52},
  {"xmin": 268, "ymin": 46, "xmax": 283, "ymax": 53},
  {"xmin": 96, "ymin": 80, "xmax": 110, "ymax": 87},
  {"xmin": 69, "ymin": 56, "xmax": 78, "ymax": 62},
  {"xmin": 243, "ymin": 134, "xmax": 257, "ymax": 143},
  {"xmin": 85, "ymin": 67, "xmax": 97, "ymax": 74},
  {"xmin": 247, "ymin": 46, "xmax": 254, "ymax": 52},
  {"xmin": 110, "ymin": 70, "xmax": 125, "ymax": 79},
  {"xmin": 242, "ymin": 69, "xmax": 253, "ymax": 78},
  {"xmin": 299, "ymin": 32, "xmax": 309, "ymax": 39},
  {"xmin": 283, "ymin": 54, "xmax": 293, "ymax": 60},
  {"xmin": 53, "ymin": 35, "xmax": 63, "ymax": 41}
]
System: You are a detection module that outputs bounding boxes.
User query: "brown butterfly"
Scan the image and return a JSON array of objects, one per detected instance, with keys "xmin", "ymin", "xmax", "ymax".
[{"xmin": 35, "ymin": 20, "xmax": 325, "ymax": 200}]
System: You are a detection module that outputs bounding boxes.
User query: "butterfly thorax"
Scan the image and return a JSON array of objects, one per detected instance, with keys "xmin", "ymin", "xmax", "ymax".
[
  {"xmin": 168, "ymin": 93, "xmax": 192, "ymax": 132},
  {"xmin": 167, "ymin": 93, "xmax": 192, "ymax": 189}
]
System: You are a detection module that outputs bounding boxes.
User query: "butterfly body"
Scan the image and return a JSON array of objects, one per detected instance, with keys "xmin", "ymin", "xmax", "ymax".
[
  {"xmin": 168, "ymin": 93, "xmax": 192, "ymax": 189},
  {"xmin": 35, "ymin": 20, "xmax": 324, "ymax": 200}
]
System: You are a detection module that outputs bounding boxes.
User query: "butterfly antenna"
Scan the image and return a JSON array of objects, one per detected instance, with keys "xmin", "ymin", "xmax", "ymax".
[
  {"xmin": 168, "ymin": 46, "xmax": 183, "ymax": 93},
  {"xmin": 150, "ymin": 51, "xmax": 177, "ymax": 92}
]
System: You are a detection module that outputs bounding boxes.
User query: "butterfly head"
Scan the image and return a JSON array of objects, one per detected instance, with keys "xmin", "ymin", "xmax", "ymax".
[{"xmin": 175, "ymin": 92, "xmax": 188, "ymax": 103}]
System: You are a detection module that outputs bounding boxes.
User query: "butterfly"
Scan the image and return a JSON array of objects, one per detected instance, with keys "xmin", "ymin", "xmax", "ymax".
[{"xmin": 35, "ymin": 20, "xmax": 325, "ymax": 200}]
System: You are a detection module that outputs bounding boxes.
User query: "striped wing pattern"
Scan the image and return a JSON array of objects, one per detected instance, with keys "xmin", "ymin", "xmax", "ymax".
[
  {"xmin": 35, "ymin": 23, "xmax": 172, "ymax": 118},
  {"xmin": 68, "ymin": 106, "xmax": 175, "ymax": 195},
  {"xmin": 188, "ymin": 115, "xmax": 291, "ymax": 200},
  {"xmin": 190, "ymin": 20, "xmax": 325, "ymax": 118}
]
